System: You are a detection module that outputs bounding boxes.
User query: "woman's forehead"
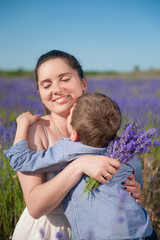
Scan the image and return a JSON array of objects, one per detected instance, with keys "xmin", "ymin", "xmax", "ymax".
[
  {"xmin": 37, "ymin": 58, "xmax": 77, "ymax": 80},
  {"xmin": 39, "ymin": 58, "xmax": 70, "ymax": 71}
]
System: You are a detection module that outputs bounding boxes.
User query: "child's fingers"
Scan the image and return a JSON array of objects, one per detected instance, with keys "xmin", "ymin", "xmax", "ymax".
[
  {"xmin": 108, "ymin": 157, "xmax": 121, "ymax": 170},
  {"xmin": 103, "ymin": 170, "xmax": 112, "ymax": 181},
  {"xmin": 34, "ymin": 114, "xmax": 41, "ymax": 120},
  {"xmin": 30, "ymin": 114, "xmax": 41, "ymax": 124},
  {"xmin": 16, "ymin": 112, "xmax": 40, "ymax": 125}
]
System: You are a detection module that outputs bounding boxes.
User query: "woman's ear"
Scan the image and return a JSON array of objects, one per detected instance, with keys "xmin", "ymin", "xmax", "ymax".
[
  {"xmin": 70, "ymin": 129, "xmax": 80, "ymax": 142},
  {"xmin": 82, "ymin": 77, "xmax": 88, "ymax": 92}
]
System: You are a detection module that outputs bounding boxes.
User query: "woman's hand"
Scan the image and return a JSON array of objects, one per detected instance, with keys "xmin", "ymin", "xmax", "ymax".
[
  {"xmin": 121, "ymin": 174, "xmax": 141, "ymax": 204},
  {"xmin": 75, "ymin": 155, "xmax": 121, "ymax": 184}
]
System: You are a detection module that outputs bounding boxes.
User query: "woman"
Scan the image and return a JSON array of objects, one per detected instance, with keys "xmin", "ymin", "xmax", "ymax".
[{"xmin": 12, "ymin": 50, "xmax": 141, "ymax": 239}]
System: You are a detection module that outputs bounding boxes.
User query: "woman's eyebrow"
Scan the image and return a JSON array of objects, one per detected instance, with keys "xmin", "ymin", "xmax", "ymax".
[
  {"xmin": 39, "ymin": 79, "xmax": 50, "ymax": 85},
  {"xmin": 39, "ymin": 72, "xmax": 73, "ymax": 84},
  {"xmin": 58, "ymin": 72, "xmax": 72, "ymax": 77}
]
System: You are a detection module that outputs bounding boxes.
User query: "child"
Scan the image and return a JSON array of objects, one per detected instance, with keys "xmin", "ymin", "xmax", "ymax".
[{"xmin": 4, "ymin": 93, "xmax": 153, "ymax": 240}]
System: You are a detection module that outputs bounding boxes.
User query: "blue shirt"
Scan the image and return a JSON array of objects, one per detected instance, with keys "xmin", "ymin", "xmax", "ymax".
[{"xmin": 4, "ymin": 138, "xmax": 152, "ymax": 240}]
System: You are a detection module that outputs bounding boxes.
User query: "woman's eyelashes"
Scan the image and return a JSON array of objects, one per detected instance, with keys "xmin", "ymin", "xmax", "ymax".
[
  {"xmin": 61, "ymin": 77, "xmax": 70, "ymax": 82},
  {"xmin": 43, "ymin": 84, "xmax": 51, "ymax": 89},
  {"xmin": 42, "ymin": 77, "xmax": 71, "ymax": 89}
]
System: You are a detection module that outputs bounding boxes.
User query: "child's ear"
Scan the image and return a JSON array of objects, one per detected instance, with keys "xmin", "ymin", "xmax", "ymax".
[{"xmin": 70, "ymin": 129, "xmax": 79, "ymax": 142}]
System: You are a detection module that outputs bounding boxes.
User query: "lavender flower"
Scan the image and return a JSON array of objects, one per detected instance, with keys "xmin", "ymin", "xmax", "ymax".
[
  {"xmin": 116, "ymin": 190, "xmax": 128, "ymax": 223},
  {"xmin": 0, "ymin": 161, "xmax": 3, "ymax": 167},
  {"xmin": 86, "ymin": 231, "xmax": 94, "ymax": 240},
  {"xmin": 116, "ymin": 215, "xmax": 124, "ymax": 223},
  {"xmin": 82, "ymin": 121, "xmax": 159, "ymax": 195},
  {"xmin": 56, "ymin": 232, "xmax": 66, "ymax": 240},
  {"xmin": 40, "ymin": 228, "xmax": 45, "ymax": 238},
  {"xmin": 39, "ymin": 228, "xmax": 48, "ymax": 240}
]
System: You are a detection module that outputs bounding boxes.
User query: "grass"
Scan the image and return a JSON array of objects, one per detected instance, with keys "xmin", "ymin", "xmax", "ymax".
[{"xmin": 0, "ymin": 152, "xmax": 25, "ymax": 240}]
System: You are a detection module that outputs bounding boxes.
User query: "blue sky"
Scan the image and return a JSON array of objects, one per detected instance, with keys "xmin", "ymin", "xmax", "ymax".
[{"xmin": 0, "ymin": 0, "xmax": 160, "ymax": 72}]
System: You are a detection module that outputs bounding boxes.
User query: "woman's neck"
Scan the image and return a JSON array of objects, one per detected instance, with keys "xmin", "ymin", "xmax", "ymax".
[{"xmin": 49, "ymin": 113, "xmax": 70, "ymax": 138}]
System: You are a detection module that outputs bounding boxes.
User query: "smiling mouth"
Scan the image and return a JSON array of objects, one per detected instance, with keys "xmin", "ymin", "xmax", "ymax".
[{"xmin": 53, "ymin": 95, "xmax": 70, "ymax": 103}]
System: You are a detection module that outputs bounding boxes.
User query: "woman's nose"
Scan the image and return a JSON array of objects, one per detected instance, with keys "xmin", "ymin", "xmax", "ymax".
[{"xmin": 52, "ymin": 81, "xmax": 62, "ymax": 94}]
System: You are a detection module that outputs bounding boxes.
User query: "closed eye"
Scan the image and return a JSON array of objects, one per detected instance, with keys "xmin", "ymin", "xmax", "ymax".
[
  {"xmin": 61, "ymin": 78, "xmax": 70, "ymax": 82},
  {"xmin": 43, "ymin": 84, "xmax": 51, "ymax": 89}
]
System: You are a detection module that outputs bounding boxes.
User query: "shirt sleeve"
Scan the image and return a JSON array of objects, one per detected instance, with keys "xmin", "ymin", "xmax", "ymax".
[
  {"xmin": 3, "ymin": 138, "xmax": 107, "ymax": 174},
  {"xmin": 127, "ymin": 156, "xmax": 143, "ymax": 189},
  {"xmin": 3, "ymin": 139, "xmax": 68, "ymax": 173}
]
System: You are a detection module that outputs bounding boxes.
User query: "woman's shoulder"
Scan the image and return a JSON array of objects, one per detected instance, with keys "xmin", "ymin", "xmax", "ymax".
[
  {"xmin": 27, "ymin": 116, "xmax": 49, "ymax": 151},
  {"xmin": 28, "ymin": 117, "xmax": 45, "ymax": 133}
]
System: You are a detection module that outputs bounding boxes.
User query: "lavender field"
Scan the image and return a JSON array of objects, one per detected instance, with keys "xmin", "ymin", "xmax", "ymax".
[{"xmin": 0, "ymin": 77, "xmax": 160, "ymax": 239}]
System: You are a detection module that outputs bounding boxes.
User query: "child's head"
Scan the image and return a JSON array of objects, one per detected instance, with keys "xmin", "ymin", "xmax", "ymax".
[{"xmin": 68, "ymin": 92, "xmax": 122, "ymax": 148}]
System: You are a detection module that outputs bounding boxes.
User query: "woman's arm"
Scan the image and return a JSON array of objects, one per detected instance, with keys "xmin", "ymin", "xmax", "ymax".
[
  {"xmin": 16, "ymin": 119, "xmax": 120, "ymax": 219},
  {"xmin": 18, "ymin": 154, "xmax": 120, "ymax": 218},
  {"xmin": 121, "ymin": 157, "xmax": 142, "ymax": 204},
  {"xmin": 17, "ymin": 159, "xmax": 83, "ymax": 218}
]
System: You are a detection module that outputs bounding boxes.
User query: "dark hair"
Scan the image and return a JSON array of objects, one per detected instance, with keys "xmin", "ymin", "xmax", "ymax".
[
  {"xmin": 35, "ymin": 50, "xmax": 84, "ymax": 88},
  {"xmin": 35, "ymin": 50, "xmax": 84, "ymax": 114},
  {"xmin": 71, "ymin": 92, "xmax": 122, "ymax": 147}
]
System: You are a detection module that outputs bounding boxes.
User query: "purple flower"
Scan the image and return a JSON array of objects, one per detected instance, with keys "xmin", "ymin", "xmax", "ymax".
[
  {"xmin": 116, "ymin": 215, "xmax": 124, "ymax": 223},
  {"xmin": 86, "ymin": 231, "xmax": 94, "ymax": 240},
  {"xmin": 56, "ymin": 231, "xmax": 66, "ymax": 240},
  {"xmin": 152, "ymin": 139, "xmax": 160, "ymax": 147},
  {"xmin": 83, "ymin": 120, "xmax": 159, "ymax": 194},
  {"xmin": 150, "ymin": 174, "xmax": 157, "ymax": 183},
  {"xmin": 107, "ymin": 121, "xmax": 159, "ymax": 163},
  {"xmin": 40, "ymin": 228, "xmax": 45, "ymax": 238}
]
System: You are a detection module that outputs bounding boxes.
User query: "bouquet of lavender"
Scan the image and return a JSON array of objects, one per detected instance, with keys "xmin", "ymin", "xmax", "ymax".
[{"xmin": 82, "ymin": 121, "xmax": 159, "ymax": 195}]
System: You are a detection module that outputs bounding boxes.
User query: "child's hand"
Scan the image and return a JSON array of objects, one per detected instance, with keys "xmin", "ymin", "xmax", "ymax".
[
  {"xmin": 16, "ymin": 112, "xmax": 41, "ymax": 127},
  {"xmin": 14, "ymin": 112, "xmax": 41, "ymax": 145},
  {"xmin": 75, "ymin": 155, "xmax": 120, "ymax": 184}
]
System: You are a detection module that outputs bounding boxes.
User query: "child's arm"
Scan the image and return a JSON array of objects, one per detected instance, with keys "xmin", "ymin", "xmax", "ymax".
[
  {"xmin": 4, "ymin": 112, "xmax": 110, "ymax": 174},
  {"xmin": 4, "ymin": 113, "xmax": 108, "ymax": 173},
  {"xmin": 4, "ymin": 139, "xmax": 107, "ymax": 173},
  {"xmin": 4, "ymin": 139, "xmax": 69, "ymax": 173},
  {"xmin": 4, "ymin": 112, "xmax": 69, "ymax": 173}
]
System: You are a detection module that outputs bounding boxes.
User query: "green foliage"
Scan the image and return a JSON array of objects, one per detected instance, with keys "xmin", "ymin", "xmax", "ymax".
[
  {"xmin": 0, "ymin": 152, "xmax": 25, "ymax": 239},
  {"xmin": 0, "ymin": 68, "xmax": 160, "ymax": 80},
  {"xmin": 133, "ymin": 65, "xmax": 140, "ymax": 72},
  {"xmin": 84, "ymin": 70, "xmax": 118, "ymax": 76},
  {"xmin": 0, "ymin": 110, "xmax": 17, "ymax": 123},
  {"xmin": 0, "ymin": 69, "xmax": 34, "ymax": 78}
]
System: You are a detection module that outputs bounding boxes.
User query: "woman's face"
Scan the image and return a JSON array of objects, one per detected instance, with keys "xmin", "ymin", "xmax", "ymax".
[{"xmin": 37, "ymin": 58, "xmax": 87, "ymax": 117}]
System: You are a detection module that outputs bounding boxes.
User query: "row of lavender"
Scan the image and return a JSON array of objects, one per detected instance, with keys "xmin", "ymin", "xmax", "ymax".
[
  {"xmin": 0, "ymin": 77, "xmax": 160, "ymax": 239},
  {"xmin": 87, "ymin": 78, "xmax": 160, "ymax": 126},
  {"xmin": 0, "ymin": 77, "xmax": 160, "ymax": 148},
  {"xmin": 1, "ymin": 77, "xmax": 160, "ymax": 121}
]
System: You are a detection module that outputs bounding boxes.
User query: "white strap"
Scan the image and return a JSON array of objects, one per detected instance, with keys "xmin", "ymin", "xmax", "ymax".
[{"xmin": 41, "ymin": 119, "xmax": 49, "ymax": 148}]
